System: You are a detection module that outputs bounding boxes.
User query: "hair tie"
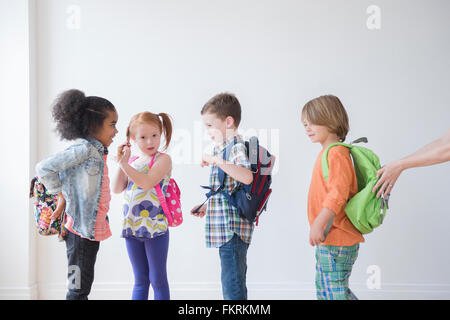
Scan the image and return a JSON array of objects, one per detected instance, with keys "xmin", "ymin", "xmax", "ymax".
[{"xmin": 86, "ymin": 108, "xmax": 103, "ymax": 115}]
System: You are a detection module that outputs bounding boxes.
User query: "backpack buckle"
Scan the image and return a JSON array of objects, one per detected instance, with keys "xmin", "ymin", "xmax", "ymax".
[
  {"xmin": 380, "ymin": 194, "xmax": 390, "ymax": 224},
  {"xmin": 383, "ymin": 194, "xmax": 390, "ymax": 209}
]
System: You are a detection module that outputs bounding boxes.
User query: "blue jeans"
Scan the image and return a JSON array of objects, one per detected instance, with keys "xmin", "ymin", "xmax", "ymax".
[
  {"xmin": 125, "ymin": 231, "xmax": 170, "ymax": 300},
  {"xmin": 218, "ymin": 233, "xmax": 249, "ymax": 300}
]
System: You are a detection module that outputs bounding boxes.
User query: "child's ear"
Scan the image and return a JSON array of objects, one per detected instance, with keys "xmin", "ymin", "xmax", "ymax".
[{"xmin": 225, "ymin": 116, "xmax": 235, "ymax": 129}]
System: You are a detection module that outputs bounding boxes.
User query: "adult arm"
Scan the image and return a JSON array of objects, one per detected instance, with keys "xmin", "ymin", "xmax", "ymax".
[{"xmin": 373, "ymin": 128, "xmax": 450, "ymax": 197}]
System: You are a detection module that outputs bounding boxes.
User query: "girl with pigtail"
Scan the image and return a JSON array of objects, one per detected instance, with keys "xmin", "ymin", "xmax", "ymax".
[{"xmin": 112, "ymin": 111, "xmax": 174, "ymax": 300}]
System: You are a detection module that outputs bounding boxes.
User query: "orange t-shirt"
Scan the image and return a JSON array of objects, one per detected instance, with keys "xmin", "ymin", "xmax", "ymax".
[{"xmin": 307, "ymin": 145, "xmax": 364, "ymax": 246}]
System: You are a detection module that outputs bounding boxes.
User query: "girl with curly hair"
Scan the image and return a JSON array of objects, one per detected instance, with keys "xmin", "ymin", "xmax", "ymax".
[{"xmin": 35, "ymin": 89, "xmax": 118, "ymax": 300}]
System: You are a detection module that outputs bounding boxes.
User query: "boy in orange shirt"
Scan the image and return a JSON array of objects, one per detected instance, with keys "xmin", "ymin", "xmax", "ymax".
[{"xmin": 301, "ymin": 95, "xmax": 364, "ymax": 300}]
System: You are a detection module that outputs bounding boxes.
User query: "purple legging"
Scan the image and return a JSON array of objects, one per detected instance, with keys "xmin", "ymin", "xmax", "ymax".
[{"xmin": 125, "ymin": 231, "xmax": 170, "ymax": 300}]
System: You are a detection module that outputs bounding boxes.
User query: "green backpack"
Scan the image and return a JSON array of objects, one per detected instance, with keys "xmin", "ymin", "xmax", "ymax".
[{"xmin": 322, "ymin": 137, "xmax": 389, "ymax": 235}]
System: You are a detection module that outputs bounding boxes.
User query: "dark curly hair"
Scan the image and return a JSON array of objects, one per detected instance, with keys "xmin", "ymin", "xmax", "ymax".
[{"xmin": 52, "ymin": 89, "xmax": 116, "ymax": 140}]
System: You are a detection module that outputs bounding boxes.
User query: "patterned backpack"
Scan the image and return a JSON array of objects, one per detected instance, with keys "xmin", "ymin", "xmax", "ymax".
[
  {"xmin": 129, "ymin": 153, "xmax": 183, "ymax": 227},
  {"xmin": 29, "ymin": 177, "xmax": 67, "ymax": 240}
]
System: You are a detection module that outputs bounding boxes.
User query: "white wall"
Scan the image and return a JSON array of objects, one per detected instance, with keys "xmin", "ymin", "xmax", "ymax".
[
  {"xmin": 0, "ymin": 0, "xmax": 37, "ymax": 299},
  {"xmin": 1, "ymin": 0, "xmax": 449, "ymax": 299}
]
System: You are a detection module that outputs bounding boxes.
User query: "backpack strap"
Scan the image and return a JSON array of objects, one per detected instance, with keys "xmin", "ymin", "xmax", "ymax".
[
  {"xmin": 350, "ymin": 137, "xmax": 368, "ymax": 144},
  {"xmin": 320, "ymin": 137, "xmax": 367, "ymax": 239},
  {"xmin": 154, "ymin": 184, "xmax": 173, "ymax": 225},
  {"xmin": 149, "ymin": 153, "xmax": 174, "ymax": 225},
  {"xmin": 216, "ymin": 137, "xmax": 239, "ymax": 205},
  {"xmin": 128, "ymin": 156, "xmax": 139, "ymax": 164},
  {"xmin": 193, "ymin": 137, "xmax": 238, "ymax": 213},
  {"xmin": 217, "ymin": 136, "xmax": 238, "ymax": 189},
  {"xmin": 321, "ymin": 142, "xmax": 350, "ymax": 182},
  {"xmin": 321, "ymin": 137, "xmax": 368, "ymax": 181},
  {"xmin": 129, "ymin": 153, "xmax": 174, "ymax": 225},
  {"xmin": 323, "ymin": 216, "xmax": 334, "ymax": 238},
  {"xmin": 247, "ymin": 136, "xmax": 260, "ymax": 173}
]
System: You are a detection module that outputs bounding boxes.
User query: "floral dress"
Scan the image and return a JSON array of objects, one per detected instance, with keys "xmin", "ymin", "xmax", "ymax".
[{"xmin": 122, "ymin": 153, "xmax": 171, "ymax": 240}]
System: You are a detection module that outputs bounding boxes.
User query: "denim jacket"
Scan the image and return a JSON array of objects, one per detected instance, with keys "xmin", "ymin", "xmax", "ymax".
[{"xmin": 35, "ymin": 137, "xmax": 107, "ymax": 240}]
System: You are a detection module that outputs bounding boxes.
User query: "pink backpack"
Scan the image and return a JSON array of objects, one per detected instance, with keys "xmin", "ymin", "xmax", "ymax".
[{"xmin": 129, "ymin": 153, "xmax": 183, "ymax": 227}]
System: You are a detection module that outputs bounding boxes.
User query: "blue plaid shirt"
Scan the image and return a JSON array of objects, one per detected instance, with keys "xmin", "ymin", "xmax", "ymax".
[{"xmin": 205, "ymin": 134, "xmax": 254, "ymax": 248}]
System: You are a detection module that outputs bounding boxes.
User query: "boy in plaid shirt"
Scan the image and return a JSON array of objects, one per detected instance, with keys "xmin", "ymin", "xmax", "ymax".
[{"xmin": 191, "ymin": 93, "xmax": 254, "ymax": 300}]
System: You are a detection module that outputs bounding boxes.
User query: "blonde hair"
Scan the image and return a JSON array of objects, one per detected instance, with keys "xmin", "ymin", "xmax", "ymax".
[
  {"xmin": 126, "ymin": 111, "xmax": 173, "ymax": 150},
  {"xmin": 301, "ymin": 95, "xmax": 349, "ymax": 142}
]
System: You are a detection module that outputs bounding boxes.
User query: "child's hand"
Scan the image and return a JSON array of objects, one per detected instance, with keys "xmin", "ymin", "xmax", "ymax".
[
  {"xmin": 201, "ymin": 154, "xmax": 213, "ymax": 167},
  {"xmin": 117, "ymin": 142, "xmax": 131, "ymax": 163},
  {"xmin": 119, "ymin": 145, "xmax": 131, "ymax": 168},
  {"xmin": 201, "ymin": 153, "xmax": 218, "ymax": 167},
  {"xmin": 51, "ymin": 192, "xmax": 66, "ymax": 222},
  {"xmin": 309, "ymin": 222, "xmax": 325, "ymax": 246},
  {"xmin": 191, "ymin": 204, "xmax": 206, "ymax": 218}
]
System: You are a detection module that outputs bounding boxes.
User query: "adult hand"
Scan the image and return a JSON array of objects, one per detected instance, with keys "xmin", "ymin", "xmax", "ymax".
[{"xmin": 372, "ymin": 160, "xmax": 404, "ymax": 198}]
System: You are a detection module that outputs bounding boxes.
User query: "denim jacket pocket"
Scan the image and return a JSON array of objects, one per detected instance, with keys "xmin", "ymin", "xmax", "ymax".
[{"xmin": 83, "ymin": 157, "xmax": 102, "ymax": 176}]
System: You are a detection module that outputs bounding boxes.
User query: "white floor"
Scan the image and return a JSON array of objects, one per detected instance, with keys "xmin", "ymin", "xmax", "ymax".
[{"xmin": 3, "ymin": 281, "xmax": 450, "ymax": 300}]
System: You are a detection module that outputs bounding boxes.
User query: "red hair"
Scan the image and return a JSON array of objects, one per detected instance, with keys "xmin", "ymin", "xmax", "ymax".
[{"xmin": 126, "ymin": 111, "xmax": 173, "ymax": 150}]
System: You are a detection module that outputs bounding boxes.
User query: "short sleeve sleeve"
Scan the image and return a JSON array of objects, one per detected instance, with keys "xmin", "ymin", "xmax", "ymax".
[
  {"xmin": 229, "ymin": 143, "xmax": 251, "ymax": 170},
  {"xmin": 322, "ymin": 146, "xmax": 355, "ymax": 215}
]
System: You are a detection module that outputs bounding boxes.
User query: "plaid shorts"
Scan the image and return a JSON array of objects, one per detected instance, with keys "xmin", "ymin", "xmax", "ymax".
[{"xmin": 315, "ymin": 243, "xmax": 360, "ymax": 300}]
